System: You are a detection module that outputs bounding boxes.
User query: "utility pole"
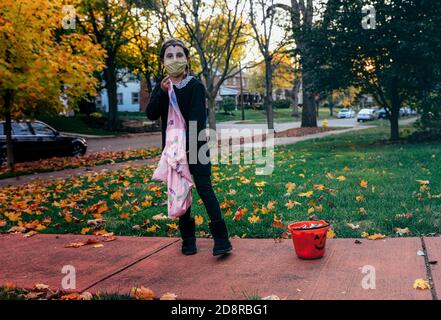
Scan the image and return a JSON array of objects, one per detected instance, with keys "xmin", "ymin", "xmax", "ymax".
[{"xmin": 239, "ymin": 62, "xmax": 245, "ymax": 121}]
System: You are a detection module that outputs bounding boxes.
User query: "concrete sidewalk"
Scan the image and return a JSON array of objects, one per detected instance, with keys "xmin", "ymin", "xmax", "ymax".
[{"xmin": 0, "ymin": 233, "xmax": 438, "ymax": 300}]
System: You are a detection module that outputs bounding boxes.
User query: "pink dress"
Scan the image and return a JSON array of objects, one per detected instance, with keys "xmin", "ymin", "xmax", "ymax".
[{"xmin": 152, "ymin": 79, "xmax": 194, "ymax": 218}]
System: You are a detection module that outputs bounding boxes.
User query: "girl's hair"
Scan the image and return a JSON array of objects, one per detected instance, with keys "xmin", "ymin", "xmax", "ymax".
[
  {"xmin": 159, "ymin": 38, "xmax": 191, "ymax": 73},
  {"xmin": 159, "ymin": 38, "xmax": 190, "ymax": 61}
]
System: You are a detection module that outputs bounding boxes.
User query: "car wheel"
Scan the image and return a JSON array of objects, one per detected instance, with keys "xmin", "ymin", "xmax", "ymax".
[{"xmin": 72, "ymin": 142, "xmax": 86, "ymax": 157}]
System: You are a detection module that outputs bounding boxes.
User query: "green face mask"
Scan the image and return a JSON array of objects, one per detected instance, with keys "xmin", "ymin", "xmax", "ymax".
[{"xmin": 164, "ymin": 60, "xmax": 187, "ymax": 77}]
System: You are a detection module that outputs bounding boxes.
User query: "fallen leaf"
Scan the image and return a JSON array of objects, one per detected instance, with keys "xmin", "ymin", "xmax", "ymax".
[
  {"xmin": 132, "ymin": 286, "xmax": 155, "ymax": 300},
  {"xmin": 394, "ymin": 227, "xmax": 411, "ymax": 236},
  {"xmin": 34, "ymin": 283, "xmax": 50, "ymax": 291},
  {"xmin": 60, "ymin": 293, "xmax": 82, "ymax": 300},
  {"xmin": 413, "ymin": 279, "xmax": 431, "ymax": 290},
  {"xmin": 194, "ymin": 215, "xmax": 204, "ymax": 226},
  {"xmin": 160, "ymin": 292, "xmax": 178, "ymax": 300},
  {"xmin": 326, "ymin": 229, "xmax": 336, "ymax": 239},
  {"xmin": 367, "ymin": 233, "xmax": 386, "ymax": 240},
  {"xmin": 248, "ymin": 215, "xmax": 261, "ymax": 224},
  {"xmin": 346, "ymin": 223, "xmax": 360, "ymax": 230}
]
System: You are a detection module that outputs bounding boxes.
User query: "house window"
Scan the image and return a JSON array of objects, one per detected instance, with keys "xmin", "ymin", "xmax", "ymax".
[
  {"xmin": 117, "ymin": 93, "xmax": 123, "ymax": 105},
  {"xmin": 132, "ymin": 92, "xmax": 139, "ymax": 104}
]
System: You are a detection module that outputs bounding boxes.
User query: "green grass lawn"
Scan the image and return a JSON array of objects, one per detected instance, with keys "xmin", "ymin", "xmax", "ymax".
[
  {"xmin": 1, "ymin": 124, "xmax": 440, "ymax": 239},
  {"xmin": 216, "ymin": 107, "xmax": 339, "ymax": 124}
]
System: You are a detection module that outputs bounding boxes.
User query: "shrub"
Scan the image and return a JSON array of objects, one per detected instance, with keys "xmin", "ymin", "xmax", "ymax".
[
  {"xmin": 273, "ymin": 99, "xmax": 292, "ymax": 109},
  {"xmin": 221, "ymin": 97, "xmax": 236, "ymax": 114}
]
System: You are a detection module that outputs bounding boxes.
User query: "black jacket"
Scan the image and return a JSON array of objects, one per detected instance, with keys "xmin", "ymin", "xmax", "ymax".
[{"xmin": 146, "ymin": 77, "xmax": 211, "ymax": 176}]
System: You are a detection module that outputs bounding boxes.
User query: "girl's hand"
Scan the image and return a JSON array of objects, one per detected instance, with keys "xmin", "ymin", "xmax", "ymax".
[{"xmin": 160, "ymin": 76, "xmax": 170, "ymax": 92}]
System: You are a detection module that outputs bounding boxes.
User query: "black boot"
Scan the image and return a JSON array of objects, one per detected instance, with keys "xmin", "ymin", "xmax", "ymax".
[
  {"xmin": 208, "ymin": 219, "xmax": 233, "ymax": 256},
  {"xmin": 178, "ymin": 217, "xmax": 197, "ymax": 255}
]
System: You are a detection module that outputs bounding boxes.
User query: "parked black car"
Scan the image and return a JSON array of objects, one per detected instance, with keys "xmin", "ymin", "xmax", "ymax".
[
  {"xmin": 0, "ymin": 120, "xmax": 87, "ymax": 165},
  {"xmin": 377, "ymin": 108, "xmax": 390, "ymax": 119}
]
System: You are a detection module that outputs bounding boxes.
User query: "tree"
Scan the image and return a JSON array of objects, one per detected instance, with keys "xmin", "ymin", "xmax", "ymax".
[
  {"xmin": 310, "ymin": 0, "xmax": 441, "ymax": 140},
  {"xmin": 0, "ymin": 0, "xmax": 105, "ymax": 168},
  {"xmin": 248, "ymin": 52, "xmax": 296, "ymax": 96},
  {"xmin": 248, "ymin": 0, "xmax": 290, "ymax": 130},
  {"xmin": 75, "ymin": 0, "xmax": 154, "ymax": 130},
  {"xmin": 267, "ymin": 0, "xmax": 319, "ymax": 128},
  {"xmin": 155, "ymin": 0, "xmax": 252, "ymax": 131},
  {"xmin": 122, "ymin": 1, "xmax": 170, "ymax": 93}
]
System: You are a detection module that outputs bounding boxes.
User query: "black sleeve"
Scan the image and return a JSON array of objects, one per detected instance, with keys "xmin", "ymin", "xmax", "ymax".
[
  {"xmin": 146, "ymin": 83, "xmax": 168, "ymax": 121},
  {"xmin": 187, "ymin": 82, "xmax": 208, "ymax": 148}
]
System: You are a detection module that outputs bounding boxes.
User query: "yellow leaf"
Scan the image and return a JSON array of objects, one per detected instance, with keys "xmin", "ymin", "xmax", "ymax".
[
  {"xmin": 285, "ymin": 200, "xmax": 301, "ymax": 209},
  {"xmin": 254, "ymin": 181, "xmax": 267, "ymax": 187},
  {"xmin": 307, "ymin": 207, "xmax": 315, "ymax": 214},
  {"xmin": 286, "ymin": 182, "xmax": 297, "ymax": 193},
  {"xmin": 346, "ymin": 223, "xmax": 360, "ymax": 229},
  {"xmin": 356, "ymin": 195, "xmax": 365, "ymax": 202},
  {"xmin": 194, "ymin": 215, "xmax": 204, "ymax": 226},
  {"xmin": 166, "ymin": 223, "xmax": 178, "ymax": 230},
  {"xmin": 337, "ymin": 176, "xmax": 346, "ymax": 182},
  {"xmin": 267, "ymin": 201, "xmax": 276, "ymax": 211},
  {"xmin": 146, "ymin": 225, "xmax": 159, "ymax": 233},
  {"xmin": 298, "ymin": 191, "xmax": 314, "ymax": 198},
  {"xmin": 248, "ymin": 215, "xmax": 261, "ymax": 224},
  {"xmin": 359, "ymin": 208, "xmax": 367, "ymax": 215},
  {"xmin": 327, "ymin": 229, "xmax": 336, "ymax": 239},
  {"xmin": 110, "ymin": 190, "xmax": 123, "ymax": 201},
  {"xmin": 413, "ymin": 279, "xmax": 431, "ymax": 290},
  {"xmin": 367, "ymin": 233, "xmax": 386, "ymax": 240},
  {"xmin": 81, "ymin": 227, "xmax": 90, "ymax": 235}
]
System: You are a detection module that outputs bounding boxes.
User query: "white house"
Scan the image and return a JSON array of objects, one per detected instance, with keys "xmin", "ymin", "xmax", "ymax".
[{"xmin": 96, "ymin": 73, "xmax": 142, "ymax": 113}]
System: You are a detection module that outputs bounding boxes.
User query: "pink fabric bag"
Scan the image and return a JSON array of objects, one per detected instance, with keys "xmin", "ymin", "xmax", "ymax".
[{"xmin": 152, "ymin": 79, "xmax": 194, "ymax": 218}]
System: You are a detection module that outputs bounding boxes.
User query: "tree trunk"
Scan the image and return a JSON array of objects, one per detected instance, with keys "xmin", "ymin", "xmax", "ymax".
[
  {"xmin": 104, "ymin": 61, "xmax": 118, "ymax": 130},
  {"xmin": 292, "ymin": 78, "xmax": 301, "ymax": 117},
  {"xmin": 3, "ymin": 90, "xmax": 15, "ymax": 169},
  {"xmin": 207, "ymin": 96, "xmax": 217, "ymax": 132},
  {"xmin": 265, "ymin": 58, "xmax": 274, "ymax": 130},
  {"xmin": 389, "ymin": 85, "xmax": 400, "ymax": 141},
  {"xmin": 300, "ymin": 44, "xmax": 318, "ymax": 128}
]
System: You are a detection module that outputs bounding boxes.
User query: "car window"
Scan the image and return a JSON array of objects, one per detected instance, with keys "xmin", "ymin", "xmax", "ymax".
[
  {"xmin": 31, "ymin": 122, "xmax": 55, "ymax": 136},
  {"xmin": 12, "ymin": 122, "xmax": 33, "ymax": 135}
]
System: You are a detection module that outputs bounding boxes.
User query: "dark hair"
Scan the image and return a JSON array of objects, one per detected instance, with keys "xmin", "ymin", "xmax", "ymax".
[{"xmin": 159, "ymin": 38, "xmax": 190, "ymax": 62}]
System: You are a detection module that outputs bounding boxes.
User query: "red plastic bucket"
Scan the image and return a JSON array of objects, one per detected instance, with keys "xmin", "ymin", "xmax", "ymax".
[{"xmin": 288, "ymin": 220, "xmax": 330, "ymax": 259}]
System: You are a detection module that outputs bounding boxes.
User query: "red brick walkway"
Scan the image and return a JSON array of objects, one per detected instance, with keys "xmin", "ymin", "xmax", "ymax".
[{"xmin": 0, "ymin": 233, "xmax": 438, "ymax": 300}]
